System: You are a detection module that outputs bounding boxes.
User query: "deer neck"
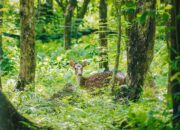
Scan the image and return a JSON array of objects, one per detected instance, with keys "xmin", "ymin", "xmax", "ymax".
[{"xmin": 76, "ymin": 75, "xmax": 86, "ymax": 86}]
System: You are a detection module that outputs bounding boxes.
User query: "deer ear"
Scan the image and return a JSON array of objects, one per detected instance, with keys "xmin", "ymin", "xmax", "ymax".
[
  {"xmin": 82, "ymin": 60, "xmax": 87, "ymax": 67},
  {"xmin": 70, "ymin": 60, "xmax": 75, "ymax": 68}
]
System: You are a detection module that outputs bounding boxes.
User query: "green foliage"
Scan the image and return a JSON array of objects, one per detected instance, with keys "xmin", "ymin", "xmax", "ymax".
[
  {"xmin": 2, "ymin": 36, "xmax": 171, "ymax": 129},
  {"xmin": 0, "ymin": 51, "xmax": 16, "ymax": 75},
  {"xmin": 3, "ymin": 82, "xmax": 172, "ymax": 129},
  {"xmin": 1, "ymin": 0, "xmax": 173, "ymax": 129}
]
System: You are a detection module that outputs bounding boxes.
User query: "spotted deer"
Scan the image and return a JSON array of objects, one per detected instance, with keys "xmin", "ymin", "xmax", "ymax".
[{"xmin": 70, "ymin": 60, "xmax": 126, "ymax": 88}]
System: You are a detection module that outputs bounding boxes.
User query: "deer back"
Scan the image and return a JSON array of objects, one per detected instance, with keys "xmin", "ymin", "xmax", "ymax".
[{"xmin": 84, "ymin": 71, "xmax": 126, "ymax": 88}]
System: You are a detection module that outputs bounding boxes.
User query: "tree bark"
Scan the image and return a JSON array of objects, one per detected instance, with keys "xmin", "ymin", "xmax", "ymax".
[
  {"xmin": 64, "ymin": 0, "xmax": 77, "ymax": 50},
  {"xmin": 169, "ymin": 0, "xmax": 180, "ymax": 127},
  {"xmin": 15, "ymin": 0, "xmax": 36, "ymax": 90},
  {"xmin": 99, "ymin": 0, "xmax": 109, "ymax": 71},
  {"xmin": 126, "ymin": 0, "xmax": 156, "ymax": 101},
  {"xmin": 0, "ymin": 0, "xmax": 3, "ymax": 90}
]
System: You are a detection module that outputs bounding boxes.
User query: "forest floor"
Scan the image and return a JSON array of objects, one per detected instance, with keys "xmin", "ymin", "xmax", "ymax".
[{"xmin": 2, "ymin": 39, "xmax": 172, "ymax": 129}]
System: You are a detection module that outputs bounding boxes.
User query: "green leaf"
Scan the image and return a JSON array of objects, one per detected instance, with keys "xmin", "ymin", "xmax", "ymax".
[
  {"xmin": 164, "ymin": 5, "xmax": 173, "ymax": 10},
  {"xmin": 170, "ymin": 72, "xmax": 180, "ymax": 81},
  {"xmin": 162, "ymin": 12, "xmax": 170, "ymax": 21}
]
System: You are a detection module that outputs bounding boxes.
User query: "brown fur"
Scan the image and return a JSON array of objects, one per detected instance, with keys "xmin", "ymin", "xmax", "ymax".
[{"xmin": 84, "ymin": 71, "xmax": 126, "ymax": 88}]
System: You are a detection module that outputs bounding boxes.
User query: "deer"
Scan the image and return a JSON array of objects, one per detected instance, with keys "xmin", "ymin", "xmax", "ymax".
[{"xmin": 70, "ymin": 60, "xmax": 126, "ymax": 89}]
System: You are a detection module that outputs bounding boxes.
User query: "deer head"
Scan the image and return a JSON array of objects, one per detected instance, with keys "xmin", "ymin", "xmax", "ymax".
[
  {"xmin": 70, "ymin": 60, "xmax": 87, "ymax": 86},
  {"xmin": 70, "ymin": 60, "xmax": 87, "ymax": 77}
]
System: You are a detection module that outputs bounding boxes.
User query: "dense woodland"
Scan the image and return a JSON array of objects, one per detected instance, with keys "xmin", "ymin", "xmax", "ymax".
[{"xmin": 0, "ymin": 0, "xmax": 180, "ymax": 129}]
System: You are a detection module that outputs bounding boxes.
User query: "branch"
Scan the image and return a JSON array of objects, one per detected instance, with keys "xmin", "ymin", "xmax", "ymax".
[
  {"xmin": 55, "ymin": 0, "xmax": 66, "ymax": 13},
  {"xmin": 64, "ymin": 0, "xmax": 77, "ymax": 16},
  {"xmin": 75, "ymin": 0, "xmax": 91, "ymax": 29},
  {"xmin": 3, "ymin": 29, "xmax": 117, "ymax": 41}
]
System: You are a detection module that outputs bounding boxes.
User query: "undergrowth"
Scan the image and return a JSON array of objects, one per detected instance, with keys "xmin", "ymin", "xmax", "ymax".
[{"xmin": 1, "ymin": 38, "xmax": 172, "ymax": 130}]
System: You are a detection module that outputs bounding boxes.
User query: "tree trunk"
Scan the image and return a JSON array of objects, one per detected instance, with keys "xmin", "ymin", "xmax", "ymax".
[
  {"xmin": 126, "ymin": 0, "xmax": 156, "ymax": 101},
  {"xmin": 112, "ymin": 0, "xmax": 122, "ymax": 92},
  {"xmin": 74, "ymin": 0, "xmax": 91, "ymax": 32},
  {"xmin": 0, "ymin": 0, "xmax": 3, "ymax": 90},
  {"xmin": 99, "ymin": 0, "xmax": 109, "ymax": 71},
  {"xmin": 64, "ymin": 0, "xmax": 77, "ymax": 50},
  {"xmin": 169, "ymin": 0, "xmax": 180, "ymax": 127},
  {"xmin": 0, "ymin": 91, "xmax": 50, "ymax": 129},
  {"xmin": 15, "ymin": 0, "xmax": 36, "ymax": 91}
]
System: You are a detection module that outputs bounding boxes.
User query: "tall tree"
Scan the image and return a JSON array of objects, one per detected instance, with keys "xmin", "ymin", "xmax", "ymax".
[
  {"xmin": 56, "ymin": 0, "xmax": 90, "ymax": 49},
  {"xmin": 64, "ymin": 0, "xmax": 77, "ymax": 50},
  {"xmin": 15, "ymin": 0, "xmax": 36, "ymax": 90},
  {"xmin": 99, "ymin": 0, "xmax": 109, "ymax": 71},
  {"xmin": 169, "ymin": 0, "xmax": 180, "ymax": 127},
  {"xmin": 0, "ymin": 0, "xmax": 3, "ymax": 90},
  {"xmin": 125, "ymin": 0, "xmax": 156, "ymax": 100}
]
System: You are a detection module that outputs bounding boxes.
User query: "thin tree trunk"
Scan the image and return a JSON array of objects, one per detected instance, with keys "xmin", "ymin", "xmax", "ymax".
[
  {"xmin": 15, "ymin": 0, "xmax": 36, "ymax": 90},
  {"xmin": 0, "ymin": 78, "xmax": 1, "ymax": 91},
  {"xmin": 126, "ymin": 0, "xmax": 156, "ymax": 101},
  {"xmin": 169, "ymin": 0, "xmax": 180, "ymax": 127},
  {"xmin": 74, "ymin": 0, "xmax": 91, "ymax": 32},
  {"xmin": 112, "ymin": 0, "xmax": 122, "ymax": 92},
  {"xmin": 37, "ymin": 0, "xmax": 53, "ymax": 23},
  {"xmin": 64, "ymin": 0, "xmax": 77, "ymax": 50},
  {"xmin": 37, "ymin": 0, "xmax": 41, "ymax": 20},
  {"xmin": 55, "ymin": 0, "xmax": 66, "ymax": 13},
  {"xmin": 45, "ymin": 0, "xmax": 53, "ymax": 22},
  {"xmin": 0, "ymin": 0, "xmax": 3, "ymax": 90},
  {"xmin": 99, "ymin": 0, "xmax": 109, "ymax": 71}
]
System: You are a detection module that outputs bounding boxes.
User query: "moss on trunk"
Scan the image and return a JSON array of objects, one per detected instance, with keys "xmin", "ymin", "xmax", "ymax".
[
  {"xmin": 99, "ymin": 0, "xmax": 109, "ymax": 71},
  {"xmin": 169, "ymin": 0, "xmax": 180, "ymax": 127},
  {"xmin": 126, "ymin": 0, "xmax": 156, "ymax": 101},
  {"xmin": 64, "ymin": 0, "xmax": 77, "ymax": 50},
  {"xmin": 0, "ymin": 0, "xmax": 3, "ymax": 90},
  {"xmin": 15, "ymin": 0, "xmax": 36, "ymax": 90}
]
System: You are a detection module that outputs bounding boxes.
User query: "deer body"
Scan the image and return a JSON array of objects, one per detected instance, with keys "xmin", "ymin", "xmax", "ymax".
[{"xmin": 70, "ymin": 61, "xmax": 126, "ymax": 88}]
